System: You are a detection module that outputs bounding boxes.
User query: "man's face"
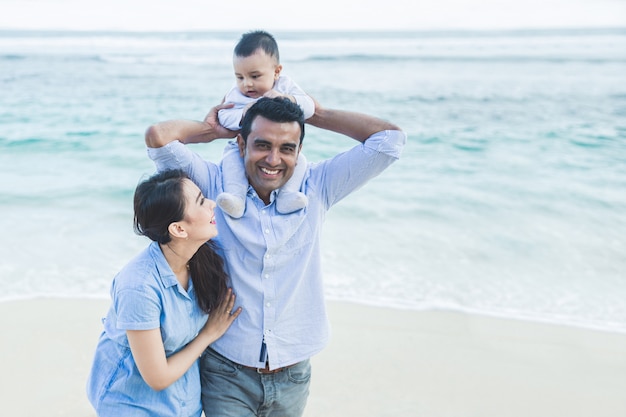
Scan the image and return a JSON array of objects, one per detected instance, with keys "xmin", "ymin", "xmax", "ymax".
[{"xmin": 237, "ymin": 115, "xmax": 302, "ymax": 204}]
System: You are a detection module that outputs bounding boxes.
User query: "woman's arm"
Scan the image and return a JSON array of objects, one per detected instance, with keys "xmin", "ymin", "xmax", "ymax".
[{"xmin": 127, "ymin": 289, "xmax": 241, "ymax": 391}]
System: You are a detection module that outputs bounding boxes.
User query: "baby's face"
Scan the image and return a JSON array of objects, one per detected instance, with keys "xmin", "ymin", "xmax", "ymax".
[{"xmin": 233, "ymin": 50, "xmax": 281, "ymax": 99}]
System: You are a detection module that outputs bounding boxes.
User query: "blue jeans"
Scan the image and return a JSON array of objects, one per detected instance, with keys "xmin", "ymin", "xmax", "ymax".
[{"xmin": 200, "ymin": 348, "xmax": 311, "ymax": 417}]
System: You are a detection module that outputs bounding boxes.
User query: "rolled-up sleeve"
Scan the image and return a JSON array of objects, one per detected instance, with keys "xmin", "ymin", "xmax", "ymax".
[
  {"xmin": 146, "ymin": 141, "xmax": 195, "ymax": 172},
  {"xmin": 310, "ymin": 129, "xmax": 407, "ymax": 209},
  {"xmin": 147, "ymin": 141, "xmax": 220, "ymax": 198},
  {"xmin": 363, "ymin": 129, "xmax": 407, "ymax": 158}
]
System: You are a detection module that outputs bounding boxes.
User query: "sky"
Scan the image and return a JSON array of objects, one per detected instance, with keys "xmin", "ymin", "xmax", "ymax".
[{"xmin": 0, "ymin": 0, "xmax": 624, "ymax": 31}]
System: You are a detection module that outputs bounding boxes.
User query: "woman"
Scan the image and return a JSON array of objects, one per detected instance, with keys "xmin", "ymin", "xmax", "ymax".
[{"xmin": 87, "ymin": 169, "xmax": 242, "ymax": 416}]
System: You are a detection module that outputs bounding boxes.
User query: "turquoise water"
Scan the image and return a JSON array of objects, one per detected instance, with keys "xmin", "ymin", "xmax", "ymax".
[{"xmin": 1, "ymin": 29, "xmax": 625, "ymax": 332}]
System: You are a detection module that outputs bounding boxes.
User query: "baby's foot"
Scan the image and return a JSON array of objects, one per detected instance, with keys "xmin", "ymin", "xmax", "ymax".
[
  {"xmin": 276, "ymin": 191, "xmax": 308, "ymax": 214},
  {"xmin": 216, "ymin": 193, "xmax": 245, "ymax": 218}
]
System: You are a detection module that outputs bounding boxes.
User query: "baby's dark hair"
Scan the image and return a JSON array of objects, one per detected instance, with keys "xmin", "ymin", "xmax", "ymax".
[
  {"xmin": 133, "ymin": 169, "xmax": 228, "ymax": 313},
  {"xmin": 234, "ymin": 30, "xmax": 280, "ymax": 62}
]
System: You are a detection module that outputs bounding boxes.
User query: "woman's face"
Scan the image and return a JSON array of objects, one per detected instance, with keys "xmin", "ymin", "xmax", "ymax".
[{"xmin": 180, "ymin": 179, "xmax": 218, "ymax": 241}]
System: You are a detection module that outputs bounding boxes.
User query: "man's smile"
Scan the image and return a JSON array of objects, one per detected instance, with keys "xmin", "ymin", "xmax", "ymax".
[{"xmin": 260, "ymin": 167, "xmax": 281, "ymax": 176}]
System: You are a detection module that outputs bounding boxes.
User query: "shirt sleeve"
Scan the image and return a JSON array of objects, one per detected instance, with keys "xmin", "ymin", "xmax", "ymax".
[
  {"xmin": 275, "ymin": 76, "xmax": 315, "ymax": 119},
  {"xmin": 363, "ymin": 129, "xmax": 407, "ymax": 158},
  {"xmin": 311, "ymin": 129, "xmax": 407, "ymax": 208},
  {"xmin": 218, "ymin": 108, "xmax": 244, "ymax": 130},
  {"xmin": 146, "ymin": 140, "xmax": 195, "ymax": 172},
  {"xmin": 219, "ymin": 85, "xmax": 257, "ymax": 129},
  {"xmin": 147, "ymin": 141, "xmax": 221, "ymax": 199},
  {"xmin": 114, "ymin": 287, "xmax": 161, "ymax": 330}
]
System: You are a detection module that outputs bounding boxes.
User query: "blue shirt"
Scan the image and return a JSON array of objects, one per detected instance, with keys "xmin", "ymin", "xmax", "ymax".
[
  {"xmin": 87, "ymin": 241, "xmax": 208, "ymax": 417},
  {"xmin": 148, "ymin": 129, "xmax": 406, "ymax": 369}
]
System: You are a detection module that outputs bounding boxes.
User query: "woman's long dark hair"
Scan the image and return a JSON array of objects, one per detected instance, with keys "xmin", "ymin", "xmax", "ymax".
[{"xmin": 133, "ymin": 169, "xmax": 228, "ymax": 313}]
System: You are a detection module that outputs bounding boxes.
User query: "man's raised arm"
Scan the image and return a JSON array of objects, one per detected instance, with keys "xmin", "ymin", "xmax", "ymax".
[
  {"xmin": 145, "ymin": 103, "xmax": 237, "ymax": 148},
  {"xmin": 306, "ymin": 100, "xmax": 402, "ymax": 143}
]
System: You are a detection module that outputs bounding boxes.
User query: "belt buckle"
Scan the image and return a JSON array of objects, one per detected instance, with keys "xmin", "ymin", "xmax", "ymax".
[
  {"xmin": 257, "ymin": 363, "xmax": 283, "ymax": 374},
  {"xmin": 257, "ymin": 364, "xmax": 272, "ymax": 374}
]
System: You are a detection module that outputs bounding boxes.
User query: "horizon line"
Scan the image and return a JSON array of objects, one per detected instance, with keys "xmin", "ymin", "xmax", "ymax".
[{"xmin": 1, "ymin": 26, "xmax": 625, "ymax": 34}]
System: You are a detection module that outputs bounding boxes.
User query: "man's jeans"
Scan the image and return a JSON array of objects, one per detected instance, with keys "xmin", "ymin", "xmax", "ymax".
[{"xmin": 200, "ymin": 348, "xmax": 311, "ymax": 417}]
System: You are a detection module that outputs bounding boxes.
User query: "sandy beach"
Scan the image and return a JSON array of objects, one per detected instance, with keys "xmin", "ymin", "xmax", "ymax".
[{"xmin": 1, "ymin": 298, "xmax": 625, "ymax": 417}]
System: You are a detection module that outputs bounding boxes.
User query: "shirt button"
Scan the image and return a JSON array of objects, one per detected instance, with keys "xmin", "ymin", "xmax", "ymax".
[
  {"xmin": 264, "ymin": 274, "xmax": 269, "ymax": 279},
  {"xmin": 265, "ymin": 254, "xmax": 270, "ymax": 259},
  {"xmin": 266, "ymin": 302, "xmax": 271, "ymax": 307},
  {"xmin": 264, "ymin": 229, "xmax": 269, "ymax": 234}
]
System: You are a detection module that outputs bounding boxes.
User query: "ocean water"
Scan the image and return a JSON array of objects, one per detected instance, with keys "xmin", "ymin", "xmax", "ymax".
[{"xmin": 1, "ymin": 29, "xmax": 625, "ymax": 333}]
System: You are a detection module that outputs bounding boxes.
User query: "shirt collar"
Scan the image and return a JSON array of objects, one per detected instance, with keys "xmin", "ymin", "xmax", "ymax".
[
  {"xmin": 247, "ymin": 185, "xmax": 278, "ymax": 203},
  {"xmin": 149, "ymin": 241, "xmax": 179, "ymax": 289}
]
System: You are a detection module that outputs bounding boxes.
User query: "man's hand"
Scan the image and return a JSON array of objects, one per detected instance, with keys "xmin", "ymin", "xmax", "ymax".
[
  {"xmin": 201, "ymin": 101, "xmax": 238, "ymax": 140},
  {"xmin": 145, "ymin": 102, "xmax": 239, "ymax": 148}
]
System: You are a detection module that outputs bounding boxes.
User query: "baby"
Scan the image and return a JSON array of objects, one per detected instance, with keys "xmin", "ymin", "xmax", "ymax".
[{"xmin": 217, "ymin": 30, "xmax": 313, "ymax": 218}]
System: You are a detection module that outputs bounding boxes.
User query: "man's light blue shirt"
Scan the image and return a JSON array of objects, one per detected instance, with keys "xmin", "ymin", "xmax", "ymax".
[{"xmin": 148, "ymin": 129, "xmax": 406, "ymax": 369}]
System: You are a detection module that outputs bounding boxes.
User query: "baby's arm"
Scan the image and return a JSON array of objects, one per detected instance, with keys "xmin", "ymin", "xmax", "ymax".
[
  {"xmin": 218, "ymin": 106, "xmax": 245, "ymax": 130},
  {"xmin": 218, "ymin": 86, "xmax": 257, "ymax": 129},
  {"xmin": 272, "ymin": 76, "xmax": 315, "ymax": 119}
]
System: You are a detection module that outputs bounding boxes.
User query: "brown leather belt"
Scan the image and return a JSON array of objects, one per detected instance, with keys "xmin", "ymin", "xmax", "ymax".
[
  {"xmin": 208, "ymin": 348, "xmax": 293, "ymax": 375},
  {"xmin": 242, "ymin": 362, "xmax": 292, "ymax": 374}
]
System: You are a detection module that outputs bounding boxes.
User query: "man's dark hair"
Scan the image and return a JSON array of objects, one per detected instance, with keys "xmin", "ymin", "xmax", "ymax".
[
  {"xmin": 234, "ymin": 30, "xmax": 280, "ymax": 61},
  {"xmin": 240, "ymin": 97, "xmax": 305, "ymax": 144}
]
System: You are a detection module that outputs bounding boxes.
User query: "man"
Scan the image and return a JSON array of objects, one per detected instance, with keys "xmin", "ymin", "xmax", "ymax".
[{"xmin": 145, "ymin": 97, "xmax": 406, "ymax": 416}]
